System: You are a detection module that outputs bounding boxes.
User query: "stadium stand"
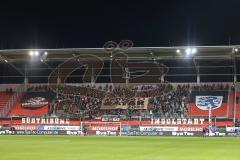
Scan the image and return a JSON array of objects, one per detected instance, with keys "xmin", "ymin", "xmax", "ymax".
[
  {"xmin": 0, "ymin": 46, "xmax": 239, "ymax": 136},
  {"xmin": 6, "ymin": 83, "xmax": 236, "ymax": 120},
  {"xmin": 0, "ymin": 91, "xmax": 13, "ymax": 114}
]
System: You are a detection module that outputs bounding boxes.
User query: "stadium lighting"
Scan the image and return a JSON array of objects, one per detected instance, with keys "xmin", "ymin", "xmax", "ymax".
[
  {"xmin": 234, "ymin": 48, "xmax": 238, "ymax": 52},
  {"xmin": 185, "ymin": 48, "xmax": 191, "ymax": 55},
  {"xmin": 29, "ymin": 51, "xmax": 34, "ymax": 56},
  {"xmin": 176, "ymin": 49, "xmax": 180, "ymax": 53},
  {"xmin": 44, "ymin": 51, "xmax": 48, "ymax": 55},
  {"xmin": 185, "ymin": 48, "xmax": 197, "ymax": 55},
  {"xmin": 192, "ymin": 48, "xmax": 197, "ymax": 54},
  {"xmin": 34, "ymin": 51, "xmax": 39, "ymax": 56},
  {"xmin": 4, "ymin": 59, "xmax": 8, "ymax": 63}
]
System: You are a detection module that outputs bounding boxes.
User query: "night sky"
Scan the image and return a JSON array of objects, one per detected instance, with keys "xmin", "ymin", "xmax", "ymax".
[{"xmin": 0, "ymin": 0, "xmax": 240, "ymax": 49}]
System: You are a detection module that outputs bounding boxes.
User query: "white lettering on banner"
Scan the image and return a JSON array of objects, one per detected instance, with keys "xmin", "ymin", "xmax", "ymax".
[
  {"xmin": 140, "ymin": 126, "xmax": 178, "ymax": 132},
  {"xmin": 194, "ymin": 119, "xmax": 198, "ymax": 125},
  {"xmin": 43, "ymin": 126, "xmax": 80, "ymax": 131},
  {"xmin": 22, "ymin": 102, "xmax": 48, "ymax": 106},
  {"xmin": 172, "ymin": 132, "xmax": 194, "ymax": 136},
  {"xmin": 90, "ymin": 126, "xmax": 119, "ymax": 131},
  {"xmin": 66, "ymin": 131, "xmax": 81, "ymax": 135},
  {"xmin": 95, "ymin": 131, "xmax": 117, "ymax": 136},
  {"xmin": 178, "ymin": 126, "xmax": 203, "ymax": 132},
  {"xmin": 102, "ymin": 117, "xmax": 120, "ymax": 122},
  {"xmin": 226, "ymin": 127, "xmax": 240, "ymax": 132},
  {"xmin": 152, "ymin": 118, "xmax": 205, "ymax": 125},
  {"xmin": 12, "ymin": 125, "xmax": 39, "ymax": 130},
  {"xmin": 22, "ymin": 117, "xmax": 70, "ymax": 125},
  {"xmin": 172, "ymin": 119, "xmax": 176, "ymax": 125},
  {"xmin": 36, "ymin": 118, "xmax": 41, "ymax": 124}
]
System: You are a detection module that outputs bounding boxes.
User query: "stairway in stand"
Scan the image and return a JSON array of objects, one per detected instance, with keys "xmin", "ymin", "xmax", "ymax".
[{"xmin": 0, "ymin": 92, "xmax": 13, "ymax": 116}]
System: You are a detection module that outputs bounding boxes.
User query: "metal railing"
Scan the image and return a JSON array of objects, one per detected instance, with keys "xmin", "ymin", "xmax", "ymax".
[{"xmin": 0, "ymin": 85, "xmax": 25, "ymax": 117}]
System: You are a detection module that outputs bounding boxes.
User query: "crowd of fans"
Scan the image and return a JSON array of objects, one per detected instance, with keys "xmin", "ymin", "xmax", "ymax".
[
  {"xmin": 22, "ymin": 83, "xmax": 229, "ymax": 119},
  {"xmin": 148, "ymin": 84, "xmax": 190, "ymax": 118}
]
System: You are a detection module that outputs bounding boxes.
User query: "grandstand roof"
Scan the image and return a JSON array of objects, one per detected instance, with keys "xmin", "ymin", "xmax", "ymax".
[
  {"xmin": 0, "ymin": 46, "xmax": 239, "ymax": 83},
  {"xmin": 0, "ymin": 45, "xmax": 240, "ymax": 62}
]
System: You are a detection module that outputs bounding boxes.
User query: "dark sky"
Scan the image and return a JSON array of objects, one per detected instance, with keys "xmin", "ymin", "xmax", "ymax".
[{"xmin": 0, "ymin": 0, "xmax": 240, "ymax": 49}]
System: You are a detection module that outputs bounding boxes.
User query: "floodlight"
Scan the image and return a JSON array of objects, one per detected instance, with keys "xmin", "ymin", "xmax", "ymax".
[
  {"xmin": 34, "ymin": 51, "xmax": 39, "ymax": 56},
  {"xmin": 185, "ymin": 48, "xmax": 191, "ymax": 55},
  {"xmin": 192, "ymin": 48, "xmax": 197, "ymax": 54},
  {"xmin": 44, "ymin": 51, "xmax": 48, "ymax": 55},
  {"xmin": 234, "ymin": 48, "xmax": 238, "ymax": 52},
  {"xmin": 29, "ymin": 51, "xmax": 34, "ymax": 56},
  {"xmin": 40, "ymin": 59, "xmax": 44, "ymax": 62},
  {"xmin": 4, "ymin": 59, "xmax": 8, "ymax": 63},
  {"xmin": 176, "ymin": 49, "xmax": 180, "ymax": 53}
]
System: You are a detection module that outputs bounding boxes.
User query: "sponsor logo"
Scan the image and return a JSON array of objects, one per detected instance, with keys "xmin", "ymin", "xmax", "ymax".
[
  {"xmin": 213, "ymin": 132, "xmax": 226, "ymax": 136},
  {"xmin": 196, "ymin": 96, "xmax": 223, "ymax": 110},
  {"xmin": 0, "ymin": 130, "xmax": 14, "ymax": 134},
  {"xmin": 95, "ymin": 131, "xmax": 117, "ymax": 136},
  {"xmin": 172, "ymin": 132, "xmax": 194, "ymax": 136},
  {"xmin": 178, "ymin": 126, "xmax": 203, "ymax": 132},
  {"xmin": 102, "ymin": 117, "xmax": 120, "ymax": 122},
  {"xmin": 11, "ymin": 125, "xmax": 40, "ymax": 130},
  {"xmin": 226, "ymin": 127, "xmax": 240, "ymax": 132},
  {"xmin": 140, "ymin": 126, "xmax": 178, "ymax": 132},
  {"xmin": 90, "ymin": 126, "xmax": 119, "ymax": 131},
  {"xmin": 15, "ymin": 130, "xmax": 59, "ymax": 135},
  {"xmin": 66, "ymin": 131, "xmax": 82, "ymax": 135},
  {"xmin": 227, "ymin": 133, "xmax": 240, "ymax": 137},
  {"xmin": 43, "ymin": 126, "xmax": 80, "ymax": 131},
  {"xmin": 121, "ymin": 131, "xmax": 164, "ymax": 136}
]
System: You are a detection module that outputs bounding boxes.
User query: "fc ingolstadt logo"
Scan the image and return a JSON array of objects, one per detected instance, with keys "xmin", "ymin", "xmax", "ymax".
[{"xmin": 195, "ymin": 96, "xmax": 223, "ymax": 110}]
